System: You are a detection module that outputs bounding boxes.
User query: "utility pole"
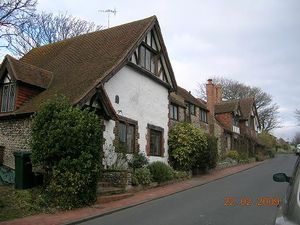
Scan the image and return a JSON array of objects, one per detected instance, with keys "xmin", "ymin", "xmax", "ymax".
[{"xmin": 99, "ymin": 8, "xmax": 117, "ymax": 28}]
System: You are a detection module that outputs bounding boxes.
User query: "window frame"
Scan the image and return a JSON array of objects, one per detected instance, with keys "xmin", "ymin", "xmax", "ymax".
[
  {"xmin": 233, "ymin": 116, "xmax": 239, "ymax": 126},
  {"xmin": 148, "ymin": 124, "xmax": 164, "ymax": 157},
  {"xmin": 1, "ymin": 74, "xmax": 16, "ymax": 113},
  {"xmin": 118, "ymin": 119, "xmax": 136, "ymax": 154},
  {"xmin": 200, "ymin": 108, "xmax": 208, "ymax": 123},
  {"xmin": 189, "ymin": 103, "xmax": 196, "ymax": 116},
  {"xmin": 169, "ymin": 104, "xmax": 179, "ymax": 121},
  {"xmin": 138, "ymin": 43, "xmax": 158, "ymax": 73}
]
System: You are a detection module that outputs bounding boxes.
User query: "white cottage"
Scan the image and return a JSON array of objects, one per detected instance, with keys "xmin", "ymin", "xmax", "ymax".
[{"xmin": 0, "ymin": 16, "xmax": 177, "ymax": 168}]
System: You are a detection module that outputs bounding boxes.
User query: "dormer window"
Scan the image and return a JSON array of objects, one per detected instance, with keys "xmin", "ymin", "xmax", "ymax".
[
  {"xmin": 129, "ymin": 29, "xmax": 169, "ymax": 82},
  {"xmin": 1, "ymin": 74, "xmax": 16, "ymax": 112}
]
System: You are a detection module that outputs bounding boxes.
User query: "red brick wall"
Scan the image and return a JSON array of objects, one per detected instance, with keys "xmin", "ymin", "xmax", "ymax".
[
  {"xmin": 16, "ymin": 84, "xmax": 41, "ymax": 109},
  {"xmin": 215, "ymin": 113, "xmax": 232, "ymax": 129}
]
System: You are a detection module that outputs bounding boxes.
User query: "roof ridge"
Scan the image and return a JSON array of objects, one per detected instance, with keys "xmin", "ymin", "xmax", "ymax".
[
  {"xmin": 14, "ymin": 15, "xmax": 161, "ymax": 113},
  {"xmin": 21, "ymin": 16, "xmax": 157, "ymax": 59},
  {"xmin": 216, "ymin": 99, "xmax": 238, "ymax": 105},
  {"xmin": 239, "ymin": 97, "xmax": 255, "ymax": 101}
]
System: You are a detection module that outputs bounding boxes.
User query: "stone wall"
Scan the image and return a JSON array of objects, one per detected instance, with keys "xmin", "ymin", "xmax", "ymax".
[
  {"xmin": 214, "ymin": 121, "xmax": 226, "ymax": 156},
  {"xmin": 0, "ymin": 116, "xmax": 32, "ymax": 169}
]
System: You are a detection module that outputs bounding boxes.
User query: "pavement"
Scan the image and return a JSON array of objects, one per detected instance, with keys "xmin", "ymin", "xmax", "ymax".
[{"xmin": 0, "ymin": 161, "xmax": 265, "ymax": 225}]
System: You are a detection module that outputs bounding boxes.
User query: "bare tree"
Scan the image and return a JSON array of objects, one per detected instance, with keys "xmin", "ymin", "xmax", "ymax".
[
  {"xmin": 0, "ymin": 0, "xmax": 36, "ymax": 41},
  {"xmin": 197, "ymin": 77, "xmax": 280, "ymax": 132},
  {"xmin": 4, "ymin": 12, "xmax": 102, "ymax": 56}
]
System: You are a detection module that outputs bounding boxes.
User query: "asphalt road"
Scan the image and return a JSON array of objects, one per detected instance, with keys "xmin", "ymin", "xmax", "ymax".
[{"xmin": 79, "ymin": 154, "xmax": 298, "ymax": 225}]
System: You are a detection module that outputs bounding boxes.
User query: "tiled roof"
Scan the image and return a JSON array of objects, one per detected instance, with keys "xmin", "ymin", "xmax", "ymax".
[
  {"xmin": 7, "ymin": 55, "xmax": 52, "ymax": 89},
  {"xmin": 177, "ymin": 86, "xmax": 207, "ymax": 110},
  {"xmin": 10, "ymin": 16, "xmax": 158, "ymax": 114},
  {"xmin": 170, "ymin": 92, "xmax": 186, "ymax": 108},
  {"xmin": 214, "ymin": 100, "xmax": 239, "ymax": 114},
  {"xmin": 197, "ymin": 98, "xmax": 207, "ymax": 105},
  {"xmin": 239, "ymin": 98, "xmax": 255, "ymax": 120},
  {"xmin": 214, "ymin": 98, "xmax": 255, "ymax": 119}
]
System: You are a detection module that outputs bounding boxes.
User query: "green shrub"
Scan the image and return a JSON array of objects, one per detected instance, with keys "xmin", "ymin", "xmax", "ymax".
[
  {"xmin": 173, "ymin": 170, "xmax": 189, "ymax": 180},
  {"xmin": 168, "ymin": 123, "xmax": 208, "ymax": 171},
  {"xmin": 148, "ymin": 161, "xmax": 174, "ymax": 183},
  {"xmin": 205, "ymin": 134, "xmax": 218, "ymax": 169},
  {"xmin": 227, "ymin": 150, "xmax": 240, "ymax": 161},
  {"xmin": 258, "ymin": 132, "xmax": 277, "ymax": 150},
  {"xmin": 44, "ymin": 154, "xmax": 99, "ymax": 209},
  {"xmin": 239, "ymin": 152, "xmax": 248, "ymax": 160},
  {"xmin": 128, "ymin": 152, "xmax": 149, "ymax": 170},
  {"xmin": 267, "ymin": 149, "xmax": 275, "ymax": 158},
  {"xmin": 255, "ymin": 152, "xmax": 265, "ymax": 161},
  {"xmin": 31, "ymin": 96, "xmax": 102, "ymax": 209},
  {"xmin": 132, "ymin": 167, "xmax": 152, "ymax": 186}
]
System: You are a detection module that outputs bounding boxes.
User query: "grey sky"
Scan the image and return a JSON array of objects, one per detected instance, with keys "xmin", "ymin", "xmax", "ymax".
[{"xmin": 2, "ymin": 0, "xmax": 300, "ymax": 140}]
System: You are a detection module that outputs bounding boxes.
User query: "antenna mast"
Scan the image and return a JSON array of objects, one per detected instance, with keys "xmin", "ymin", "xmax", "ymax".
[{"xmin": 99, "ymin": 8, "xmax": 117, "ymax": 28}]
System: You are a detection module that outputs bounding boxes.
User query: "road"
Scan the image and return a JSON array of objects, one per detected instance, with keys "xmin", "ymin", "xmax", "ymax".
[{"xmin": 79, "ymin": 154, "xmax": 298, "ymax": 225}]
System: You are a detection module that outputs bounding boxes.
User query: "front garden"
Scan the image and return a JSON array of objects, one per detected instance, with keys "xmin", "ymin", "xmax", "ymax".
[{"xmin": 0, "ymin": 97, "xmax": 276, "ymax": 222}]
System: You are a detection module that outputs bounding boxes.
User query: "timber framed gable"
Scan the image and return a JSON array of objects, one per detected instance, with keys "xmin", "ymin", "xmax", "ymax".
[{"xmin": 127, "ymin": 24, "xmax": 175, "ymax": 90}]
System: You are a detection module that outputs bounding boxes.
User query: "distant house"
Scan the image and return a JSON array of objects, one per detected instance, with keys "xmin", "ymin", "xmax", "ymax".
[
  {"xmin": 206, "ymin": 79, "xmax": 260, "ymax": 156},
  {"xmin": 169, "ymin": 86, "xmax": 209, "ymax": 133},
  {"xmin": 0, "ymin": 16, "xmax": 177, "ymax": 169}
]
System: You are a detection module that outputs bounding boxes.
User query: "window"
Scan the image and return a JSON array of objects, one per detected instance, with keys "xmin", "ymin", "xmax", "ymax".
[
  {"xmin": 1, "ymin": 74, "xmax": 16, "ymax": 113},
  {"xmin": 138, "ymin": 44, "xmax": 157, "ymax": 73},
  {"xmin": 233, "ymin": 116, "xmax": 239, "ymax": 126},
  {"xmin": 169, "ymin": 104, "xmax": 178, "ymax": 120},
  {"xmin": 249, "ymin": 117, "xmax": 255, "ymax": 128},
  {"xmin": 189, "ymin": 104, "xmax": 196, "ymax": 115},
  {"xmin": 118, "ymin": 121, "xmax": 135, "ymax": 153},
  {"xmin": 129, "ymin": 29, "xmax": 170, "ymax": 83},
  {"xmin": 150, "ymin": 129, "xmax": 162, "ymax": 156},
  {"xmin": 200, "ymin": 109, "xmax": 207, "ymax": 123},
  {"xmin": 115, "ymin": 95, "xmax": 119, "ymax": 104}
]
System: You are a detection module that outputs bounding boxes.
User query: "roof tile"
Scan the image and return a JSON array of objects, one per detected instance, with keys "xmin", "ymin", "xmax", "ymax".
[
  {"xmin": 177, "ymin": 86, "xmax": 207, "ymax": 109},
  {"xmin": 13, "ymin": 16, "xmax": 157, "ymax": 113}
]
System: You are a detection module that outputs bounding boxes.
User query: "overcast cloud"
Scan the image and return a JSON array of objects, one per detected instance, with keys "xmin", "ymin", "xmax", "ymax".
[{"xmin": 2, "ymin": 0, "xmax": 300, "ymax": 141}]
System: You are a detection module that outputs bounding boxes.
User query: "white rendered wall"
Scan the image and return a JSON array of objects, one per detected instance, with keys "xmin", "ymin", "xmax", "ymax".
[{"xmin": 104, "ymin": 66, "xmax": 169, "ymax": 164}]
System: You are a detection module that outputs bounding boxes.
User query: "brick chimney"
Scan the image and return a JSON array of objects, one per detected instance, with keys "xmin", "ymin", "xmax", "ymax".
[
  {"xmin": 206, "ymin": 79, "xmax": 214, "ymax": 115},
  {"xmin": 215, "ymin": 84, "xmax": 222, "ymax": 103},
  {"xmin": 206, "ymin": 79, "xmax": 222, "ymax": 134}
]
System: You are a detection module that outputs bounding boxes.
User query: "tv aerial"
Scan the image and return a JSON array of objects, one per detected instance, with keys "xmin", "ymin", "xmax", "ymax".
[{"xmin": 99, "ymin": 8, "xmax": 117, "ymax": 28}]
